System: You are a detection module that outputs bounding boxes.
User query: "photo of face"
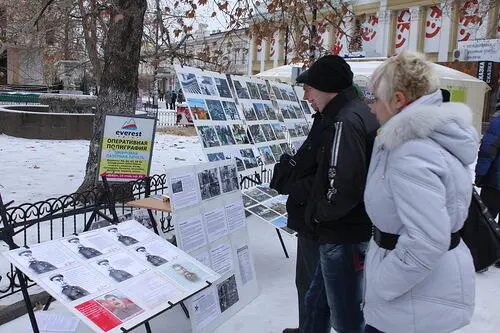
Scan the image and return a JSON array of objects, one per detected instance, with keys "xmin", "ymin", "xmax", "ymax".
[
  {"xmin": 97, "ymin": 293, "xmax": 144, "ymax": 321},
  {"xmin": 18, "ymin": 249, "xmax": 57, "ymax": 274}
]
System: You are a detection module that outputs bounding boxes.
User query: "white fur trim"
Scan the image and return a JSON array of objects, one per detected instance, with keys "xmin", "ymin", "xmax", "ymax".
[{"xmin": 377, "ymin": 102, "xmax": 473, "ymax": 150}]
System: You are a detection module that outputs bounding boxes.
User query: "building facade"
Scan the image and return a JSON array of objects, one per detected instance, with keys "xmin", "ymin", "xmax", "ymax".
[{"xmin": 248, "ymin": 0, "xmax": 500, "ymax": 74}]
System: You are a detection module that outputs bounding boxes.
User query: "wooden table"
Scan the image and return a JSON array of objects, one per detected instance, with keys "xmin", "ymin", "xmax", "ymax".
[{"xmin": 126, "ymin": 197, "xmax": 172, "ymax": 213}]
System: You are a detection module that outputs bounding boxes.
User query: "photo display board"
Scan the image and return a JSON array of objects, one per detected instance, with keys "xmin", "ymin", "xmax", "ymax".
[
  {"xmin": 165, "ymin": 159, "xmax": 259, "ymax": 333},
  {"xmin": 230, "ymin": 75, "xmax": 289, "ymax": 167},
  {"xmin": 241, "ymin": 185, "xmax": 295, "ymax": 237},
  {"xmin": 269, "ymin": 81, "xmax": 310, "ymax": 153},
  {"xmin": 174, "ymin": 65, "xmax": 260, "ymax": 176},
  {"xmin": 4, "ymin": 220, "xmax": 220, "ymax": 333},
  {"xmin": 293, "ymin": 85, "xmax": 315, "ymax": 125},
  {"xmin": 98, "ymin": 115, "xmax": 156, "ymax": 182}
]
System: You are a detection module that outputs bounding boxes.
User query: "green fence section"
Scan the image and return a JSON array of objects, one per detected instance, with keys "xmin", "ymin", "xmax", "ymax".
[{"xmin": 0, "ymin": 92, "xmax": 40, "ymax": 104}]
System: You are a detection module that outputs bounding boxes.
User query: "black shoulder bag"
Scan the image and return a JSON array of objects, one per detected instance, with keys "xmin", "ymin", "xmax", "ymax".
[{"xmin": 269, "ymin": 153, "xmax": 297, "ymax": 194}]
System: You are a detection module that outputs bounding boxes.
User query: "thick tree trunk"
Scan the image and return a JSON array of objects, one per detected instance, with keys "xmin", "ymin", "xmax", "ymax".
[{"xmin": 77, "ymin": 0, "xmax": 147, "ymax": 194}]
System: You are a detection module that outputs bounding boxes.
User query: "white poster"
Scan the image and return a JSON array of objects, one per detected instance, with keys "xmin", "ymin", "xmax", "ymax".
[
  {"xmin": 176, "ymin": 214, "xmax": 208, "ymax": 253},
  {"xmin": 269, "ymin": 30, "xmax": 280, "ymax": 61},
  {"xmin": 104, "ymin": 222, "xmax": 154, "ymax": 246},
  {"xmin": 169, "ymin": 172, "xmax": 200, "ymax": 210},
  {"xmin": 423, "ymin": 6, "xmax": 443, "ymax": 53},
  {"xmin": 62, "ymin": 231, "xmax": 120, "ymax": 260},
  {"xmin": 209, "ymin": 241, "xmax": 234, "ymax": 276},
  {"xmin": 394, "ymin": 9, "xmax": 411, "ymax": 53},
  {"xmin": 11, "ymin": 243, "xmax": 78, "ymax": 275}
]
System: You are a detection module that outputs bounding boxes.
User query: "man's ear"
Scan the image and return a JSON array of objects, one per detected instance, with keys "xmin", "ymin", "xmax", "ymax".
[{"xmin": 392, "ymin": 91, "xmax": 409, "ymax": 111}]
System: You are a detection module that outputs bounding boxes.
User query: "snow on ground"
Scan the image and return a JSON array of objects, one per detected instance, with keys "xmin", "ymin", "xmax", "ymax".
[{"xmin": 0, "ymin": 132, "xmax": 499, "ymax": 333}]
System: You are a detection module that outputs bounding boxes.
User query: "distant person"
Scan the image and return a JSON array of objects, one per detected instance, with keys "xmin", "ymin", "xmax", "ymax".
[
  {"xmin": 158, "ymin": 89, "xmax": 164, "ymax": 101},
  {"xmin": 170, "ymin": 91, "xmax": 177, "ymax": 109},
  {"xmin": 49, "ymin": 274, "xmax": 89, "ymax": 301},
  {"xmin": 475, "ymin": 111, "xmax": 500, "ymax": 222},
  {"xmin": 177, "ymin": 89, "xmax": 184, "ymax": 103},
  {"xmin": 18, "ymin": 250, "xmax": 57, "ymax": 274}
]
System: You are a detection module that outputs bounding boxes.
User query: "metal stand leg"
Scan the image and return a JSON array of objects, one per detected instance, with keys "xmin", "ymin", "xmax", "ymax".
[
  {"xmin": 17, "ymin": 269, "xmax": 40, "ymax": 333},
  {"xmin": 147, "ymin": 209, "xmax": 160, "ymax": 235},
  {"xmin": 180, "ymin": 301, "xmax": 190, "ymax": 318},
  {"xmin": 144, "ymin": 321, "xmax": 152, "ymax": 333},
  {"xmin": 43, "ymin": 295, "xmax": 53, "ymax": 311},
  {"xmin": 275, "ymin": 228, "xmax": 289, "ymax": 258}
]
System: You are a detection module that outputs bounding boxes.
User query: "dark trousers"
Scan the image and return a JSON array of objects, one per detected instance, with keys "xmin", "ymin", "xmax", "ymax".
[
  {"xmin": 481, "ymin": 187, "xmax": 500, "ymax": 220},
  {"xmin": 296, "ymin": 234, "xmax": 320, "ymax": 331},
  {"xmin": 363, "ymin": 325, "xmax": 384, "ymax": 333}
]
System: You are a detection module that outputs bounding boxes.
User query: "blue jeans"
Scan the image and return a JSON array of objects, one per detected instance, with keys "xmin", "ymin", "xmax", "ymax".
[{"xmin": 302, "ymin": 242, "xmax": 368, "ymax": 333}]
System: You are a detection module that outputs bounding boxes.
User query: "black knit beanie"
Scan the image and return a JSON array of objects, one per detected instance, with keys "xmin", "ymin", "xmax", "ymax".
[{"xmin": 296, "ymin": 55, "xmax": 353, "ymax": 93}]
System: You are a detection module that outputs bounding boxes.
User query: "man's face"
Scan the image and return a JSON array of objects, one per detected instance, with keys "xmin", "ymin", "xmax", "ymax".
[
  {"xmin": 303, "ymin": 85, "xmax": 335, "ymax": 112},
  {"xmin": 107, "ymin": 296, "xmax": 125, "ymax": 308}
]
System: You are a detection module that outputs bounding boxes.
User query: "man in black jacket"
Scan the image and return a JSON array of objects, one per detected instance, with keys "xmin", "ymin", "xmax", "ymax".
[{"xmin": 293, "ymin": 55, "xmax": 378, "ymax": 333}]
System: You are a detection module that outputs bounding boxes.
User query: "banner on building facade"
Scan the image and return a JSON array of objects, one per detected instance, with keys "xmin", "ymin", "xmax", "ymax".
[
  {"xmin": 423, "ymin": 6, "xmax": 442, "ymax": 53},
  {"xmin": 394, "ymin": 9, "xmax": 411, "ymax": 53}
]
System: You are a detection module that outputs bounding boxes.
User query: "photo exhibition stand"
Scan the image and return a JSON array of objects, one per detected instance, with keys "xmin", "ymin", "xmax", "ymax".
[{"xmin": 0, "ymin": 176, "xmax": 208, "ymax": 333}]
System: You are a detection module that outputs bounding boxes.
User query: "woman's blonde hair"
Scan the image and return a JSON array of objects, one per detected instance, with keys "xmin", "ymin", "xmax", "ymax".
[{"xmin": 369, "ymin": 51, "xmax": 440, "ymax": 102}]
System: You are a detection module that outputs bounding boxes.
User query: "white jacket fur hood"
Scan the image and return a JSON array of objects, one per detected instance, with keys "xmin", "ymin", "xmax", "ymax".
[
  {"xmin": 363, "ymin": 91, "xmax": 478, "ymax": 333},
  {"xmin": 377, "ymin": 98, "xmax": 478, "ymax": 165}
]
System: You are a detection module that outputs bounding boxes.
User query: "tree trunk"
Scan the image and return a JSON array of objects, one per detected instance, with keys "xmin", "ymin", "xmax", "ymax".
[{"xmin": 77, "ymin": 0, "xmax": 147, "ymax": 194}]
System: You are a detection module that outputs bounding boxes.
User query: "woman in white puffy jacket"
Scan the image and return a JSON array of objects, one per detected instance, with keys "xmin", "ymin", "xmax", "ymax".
[{"xmin": 363, "ymin": 51, "xmax": 477, "ymax": 333}]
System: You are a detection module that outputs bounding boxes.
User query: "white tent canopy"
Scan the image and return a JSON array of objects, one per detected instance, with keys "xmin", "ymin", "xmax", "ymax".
[{"xmin": 256, "ymin": 61, "xmax": 490, "ymax": 133}]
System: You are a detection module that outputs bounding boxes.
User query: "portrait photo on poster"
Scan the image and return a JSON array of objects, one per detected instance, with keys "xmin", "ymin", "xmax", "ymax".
[
  {"xmin": 14, "ymin": 244, "xmax": 77, "ymax": 275},
  {"xmin": 92, "ymin": 252, "xmax": 149, "ymax": 283},
  {"xmin": 95, "ymin": 291, "xmax": 145, "ymax": 321}
]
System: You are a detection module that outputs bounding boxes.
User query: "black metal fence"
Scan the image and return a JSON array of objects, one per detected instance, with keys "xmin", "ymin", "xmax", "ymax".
[
  {"xmin": 0, "ymin": 175, "xmax": 172, "ymax": 301},
  {"xmin": 0, "ymin": 169, "xmax": 273, "ymax": 301}
]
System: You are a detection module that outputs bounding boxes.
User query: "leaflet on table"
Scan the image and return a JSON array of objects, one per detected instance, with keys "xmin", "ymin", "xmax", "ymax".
[
  {"xmin": 242, "ymin": 186, "xmax": 296, "ymax": 236},
  {"xmin": 4, "ymin": 220, "xmax": 221, "ymax": 333}
]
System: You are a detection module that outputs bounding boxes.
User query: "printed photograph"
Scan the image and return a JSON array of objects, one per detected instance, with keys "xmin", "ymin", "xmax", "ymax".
[
  {"xmin": 96, "ymin": 292, "xmax": 144, "ymax": 321},
  {"xmin": 265, "ymin": 202, "xmax": 287, "ymax": 215},
  {"xmin": 172, "ymin": 180, "xmax": 183, "ymax": 193},
  {"xmin": 187, "ymin": 98, "xmax": 211, "ymax": 120},
  {"xmin": 245, "ymin": 188, "xmax": 272, "ymax": 202},
  {"xmin": 301, "ymin": 123, "xmax": 310, "ymax": 136},
  {"xmin": 240, "ymin": 148, "xmax": 259, "ymax": 169},
  {"xmin": 272, "ymin": 216, "xmax": 296, "ymax": 235},
  {"xmin": 249, "ymin": 125, "xmax": 266, "ymax": 143},
  {"xmin": 263, "ymin": 104, "xmax": 277, "ymax": 120},
  {"xmin": 280, "ymin": 143, "xmax": 293, "ymax": 155},
  {"xmin": 231, "ymin": 124, "xmax": 250, "ymax": 145},
  {"xmin": 251, "ymin": 205, "xmax": 280, "ymax": 221},
  {"xmin": 288, "ymin": 127, "xmax": 297, "ymax": 138},
  {"xmin": 287, "ymin": 105, "xmax": 299, "ymax": 119},
  {"xmin": 252, "ymin": 103, "xmax": 268, "ymax": 120},
  {"xmin": 161, "ymin": 260, "xmax": 211, "ymax": 290},
  {"xmin": 134, "ymin": 245, "xmax": 169, "ymax": 267},
  {"xmin": 271, "ymin": 86, "xmax": 283, "ymax": 100},
  {"xmin": 300, "ymin": 100, "xmax": 312, "ymax": 114},
  {"xmin": 179, "ymin": 73, "xmax": 201, "ymax": 94},
  {"xmin": 240, "ymin": 102, "xmax": 257, "ymax": 121},
  {"xmin": 198, "ymin": 168, "xmax": 222, "ymax": 200},
  {"xmin": 233, "ymin": 80, "xmax": 250, "ymax": 99},
  {"xmin": 261, "ymin": 124, "xmax": 277, "ymax": 142},
  {"xmin": 214, "ymin": 77, "xmax": 233, "ymax": 98},
  {"xmin": 288, "ymin": 89, "xmax": 298, "ymax": 102},
  {"xmin": 215, "ymin": 125, "xmax": 236, "ymax": 146},
  {"xmin": 205, "ymin": 99, "xmax": 227, "ymax": 121},
  {"xmin": 280, "ymin": 105, "xmax": 291, "ymax": 119},
  {"xmin": 271, "ymin": 123, "xmax": 286, "ymax": 140},
  {"xmin": 292, "ymin": 105, "xmax": 303, "ymax": 118},
  {"xmin": 257, "ymin": 186, "xmax": 280, "ymax": 197},
  {"xmin": 48, "ymin": 273, "xmax": 89, "ymax": 301},
  {"xmin": 257, "ymin": 146, "xmax": 276, "ymax": 165},
  {"xmin": 219, "ymin": 165, "xmax": 239, "ymax": 193},
  {"xmin": 66, "ymin": 237, "xmax": 103, "ymax": 259},
  {"xmin": 246, "ymin": 82, "xmax": 261, "ymax": 100},
  {"xmin": 242, "ymin": 194, "xmax": 258, "ymax": 208},
  {"xmin": 224, "ymin": 149, "xmax": 245, "ymax": 172},
  {"xmin": 221, "ymin": 101, "xmax": 240, "ymax": 120},
  {"xmin": 276, "ymin": 109, "xmax": 285, "ymax": 122},
  {"xmin": 294, "ymin": 123, "xmax": 305, "ymax": 137},
  {"xmin": 257, "ymin": 83, "xmax": 270, "ymax": 100},
  {"xmin": 207, "ymin": 152, "xmax": 225, "ymax": 162},
  {"xmin": 292, "ymin": 139, "xmax": 305, "ymax": 151},
  {"xmin": 279, "ymin": 88, "xmax": 290, "ymax": 101},
  {"xmin": 198, "ymin": 126, "xmax": 220, "ymax": 148},
  {"xmin": 269, "ymin": 144, "xmax": 283, "ymax": 161},
  {"xmin": 217, "ymin": 275, "xmax": 239, "ymax": 313},
  {"xmin": 95, "ymin": 258, "xmax": 135, "ymax": 282},
  {"xmin": 197, "ymin": 75, "xmax": 218, "ymax": 96},
  {"xmin": 17, "ymin": 249, "xmax": 58, "ymax": 275}
]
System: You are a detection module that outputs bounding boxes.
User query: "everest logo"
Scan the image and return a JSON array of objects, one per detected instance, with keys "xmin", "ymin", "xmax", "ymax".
[{"xmin": 121, "ymin": 119, "xmax": 138, "ymax": 131}]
